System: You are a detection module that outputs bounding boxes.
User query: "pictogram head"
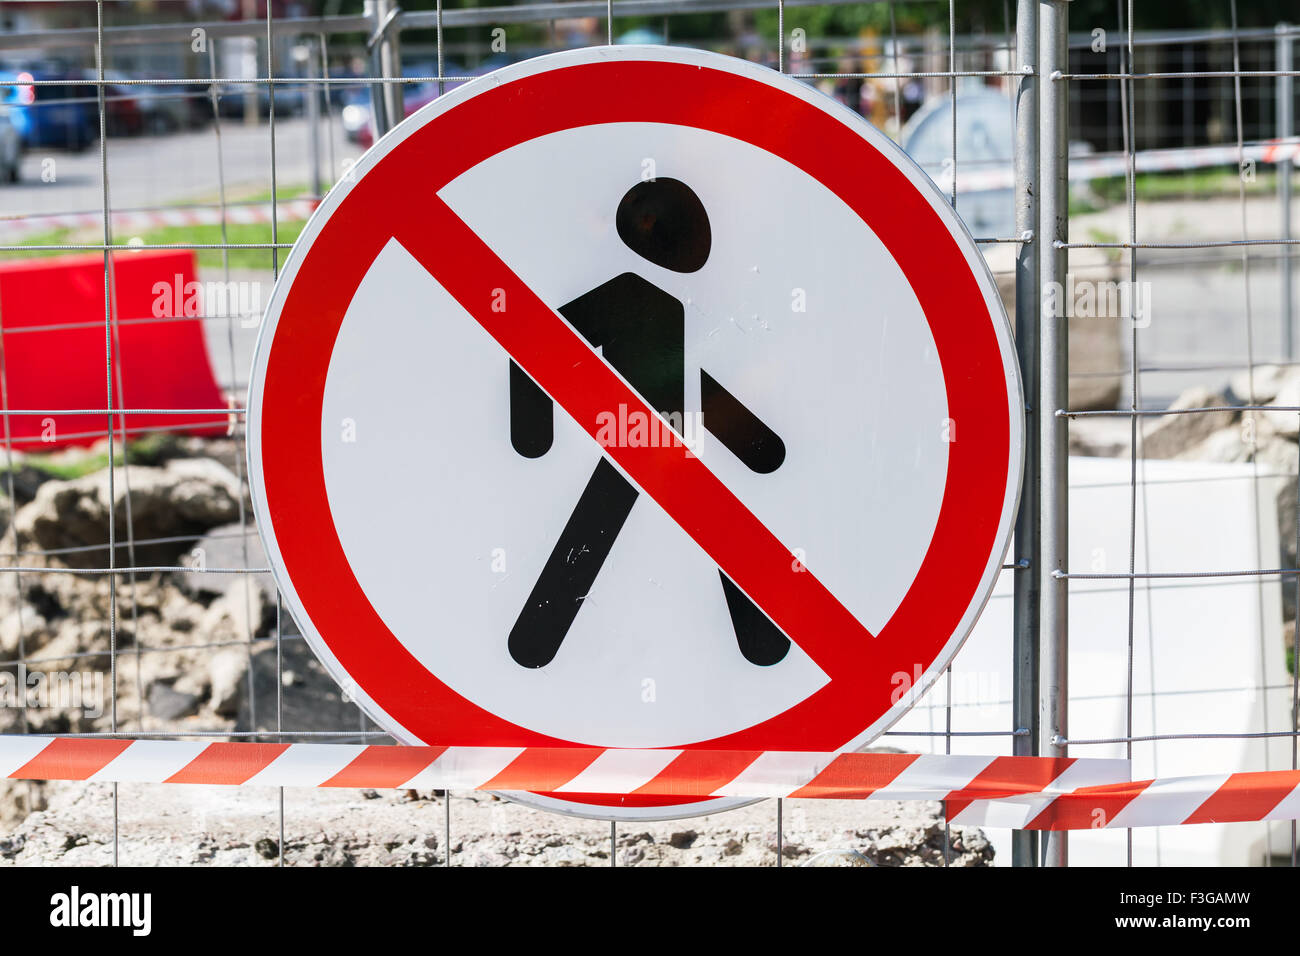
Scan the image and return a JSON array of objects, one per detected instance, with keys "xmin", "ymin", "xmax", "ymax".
[{"xmin": 615, "ymin": 178, "xmax": 711, "ymax": 273}]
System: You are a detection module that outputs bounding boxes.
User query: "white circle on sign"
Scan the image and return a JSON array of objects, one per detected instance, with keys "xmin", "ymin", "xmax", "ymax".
[{"xmin": 318, "ymin": 120, "xmax": 948, "ymax": 748}]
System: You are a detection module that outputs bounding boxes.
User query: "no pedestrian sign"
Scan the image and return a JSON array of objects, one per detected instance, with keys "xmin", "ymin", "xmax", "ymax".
[{"xmin": 247, "ymin": 46, "xmax": 1024, "ymax": 820}]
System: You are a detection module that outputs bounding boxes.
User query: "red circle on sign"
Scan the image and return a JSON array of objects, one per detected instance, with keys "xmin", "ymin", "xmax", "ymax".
[{"xmin": 249, "ymin": 48, "xmax": 1020, "ymax": 814}]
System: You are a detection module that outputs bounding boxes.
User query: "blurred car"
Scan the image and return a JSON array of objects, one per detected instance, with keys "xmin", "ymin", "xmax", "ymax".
[
  {"xmin": 344, "ymin": 59, "xmax": 493, "ymax": 149},
  {"xmin": 213, "ymin": 79, "xmax": 305, "ymax": 119},
  {"xmin": 0, "ymin": 68, "xmax": 97, "ymax": 151},
  {"xmin": 339, "ymin": 89, "xmax": 369, "ymax": 143},
  {"xmin": 901, "ymin": 87, "xmax": 1015, "ymax": 239},
  {"xmin": 615, "ymin": 28, "xmax": 665, "ymax": 44},
  {"xmin": 133, "ymin": 83, "xmax": 196, "ymax": 133},
  {"xmin": 325, "ymin": 68, "xmax": 367, "ymax": 110},
  {"xmin": 82, "ymin": 69, "xmax": 143, "ymax": 137},
  {"xmin": 0, "ymin": 103, "xmax": 21, "ymax": 182},
  {"xmin": 103, "ymin": 71, "xmax": 212, "ymax": 134}
]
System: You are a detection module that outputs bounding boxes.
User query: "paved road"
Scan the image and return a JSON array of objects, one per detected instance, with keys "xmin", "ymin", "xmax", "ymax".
[
  {"xmin": 1073, "ymin": 198, "xmax": 1300, "ymax": 407},
  {"xmin": 2, "ymin": 116, "xmax": 361, "ymax": 219},
  {"xmin": 1123, "ymin": 251, "xmax": 1296, "ymax": 406}
]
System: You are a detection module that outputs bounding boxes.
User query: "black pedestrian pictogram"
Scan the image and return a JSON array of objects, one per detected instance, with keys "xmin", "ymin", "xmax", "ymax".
[{"xmin": 507, "ymin": 178, "xmax": 790, "ymax": 669}]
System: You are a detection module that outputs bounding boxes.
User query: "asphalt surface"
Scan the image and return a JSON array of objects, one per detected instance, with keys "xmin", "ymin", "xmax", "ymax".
[
  {"xmin": 1071, "ymin": 197, "xmax": 1300, "ymax": 407},
  {"xmin": 2, "ymin": 115, "xmax": 360, "ymax": 220}
]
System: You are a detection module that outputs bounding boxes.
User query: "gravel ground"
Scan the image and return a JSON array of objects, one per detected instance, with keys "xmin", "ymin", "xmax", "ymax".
[{"xmin": 0, "ymin": 779, "xmax": 993, "ymax": 867}]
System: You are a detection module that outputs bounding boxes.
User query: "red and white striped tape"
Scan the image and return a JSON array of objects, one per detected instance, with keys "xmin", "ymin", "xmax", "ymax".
[
  {"xmin": 952, "ymin": 769, "xmax": 1300, "ymax": 831},
  {"xmin": 5, "ymin": 735, "xmax": 1297, "ymax": 830},
  {"xmin": 0, "ymin": 737, "xmax": 1121, "ymax": 806},
  {"xmin": 937, "ymin": 138, "xmax": 1300, "ymax": 193},
  {"xmin": 0, "ymin": 198, "xmax": 320, "ymax": 239}
]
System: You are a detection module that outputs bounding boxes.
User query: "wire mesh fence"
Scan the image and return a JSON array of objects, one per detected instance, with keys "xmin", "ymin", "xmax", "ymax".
[{"xmin": 0, "ymin": 0, "xmax": 1295, "ymax": 868}]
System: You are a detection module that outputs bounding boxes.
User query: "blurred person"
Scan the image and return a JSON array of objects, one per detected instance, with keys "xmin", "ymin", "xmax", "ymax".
[{"xmin": 831, "ymin": 52, "xmax": 864, "ymax": 115}]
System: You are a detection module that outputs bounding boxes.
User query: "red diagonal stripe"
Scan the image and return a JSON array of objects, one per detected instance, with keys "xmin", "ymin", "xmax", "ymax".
[
  {"xmin": 944, "ymin": 756, "xmax": 1075, "ymax": 820},
  {"xmin": 632, "ymin": 750, "xmax": 763, "ymax": 797},
  {"xmin": 480, "ymin": 747, "xmax": 604, "ymax": 792},
  {"xmin": 1023, "ymin": 780, "xmax": 1153, "ymax": 831},
  {"xmin": 1184, "ymin": 770, "xmax": 1300, "ymax": 825},
  {"xmin": 392, "ymin": 198, "xmax": 873, "ymax": 681},
  {"xmin": 788, "ymin": 752, "xmax": 920, "ymax": 799},
  {"xmin": 321, "ymin": 745, "xmax": 447, "ymax": 788},
  {"xmin": 165, "ymin": 742, "xmax": 290, "ymax": 785},
  {"xmin": 10, "ymin": 737, "xmax": 132, "ymax": 781}
]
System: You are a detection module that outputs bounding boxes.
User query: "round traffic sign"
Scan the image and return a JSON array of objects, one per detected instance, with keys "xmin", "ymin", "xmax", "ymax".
[{"xmin": 247, "ymin": 45, "xmax": 1023, "ymax": 820}]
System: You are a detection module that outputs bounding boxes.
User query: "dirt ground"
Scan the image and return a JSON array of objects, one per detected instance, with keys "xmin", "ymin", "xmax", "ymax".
[{"xmin": 0, "ymin": 779, "xmax": 993, "ymax": 867}]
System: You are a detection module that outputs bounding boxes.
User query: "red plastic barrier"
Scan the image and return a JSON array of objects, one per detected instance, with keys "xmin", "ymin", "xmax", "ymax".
[{"xmin": 0, "ymin": 250, "xmax": 230, "ymax": 449}]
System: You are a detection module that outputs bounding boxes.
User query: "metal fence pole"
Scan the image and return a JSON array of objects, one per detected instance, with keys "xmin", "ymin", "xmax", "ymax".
[
  {"xmin": 1038, "ymin": 0, "xmax": 1069, "ymax": 868},
  {"xmin": 1011, "ymin": 0, "xmax": 1041, "ymax": 868},
  {"xmin": 242, "ymin": 0, "xmax": 259, "ymax": 125},
  {"xmin": 305, "ymin": 40, "xmax": 323, "ymax": 199},
  {"xmin": 1279, "ymin": 23, "xmax": 1294, "ymax": 361},
  {"xmin": 366, "ymin": 0, "xmax": 403, "ymax": 138}
]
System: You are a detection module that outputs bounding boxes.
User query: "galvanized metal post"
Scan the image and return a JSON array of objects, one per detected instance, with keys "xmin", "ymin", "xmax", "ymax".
[
  {"xmin": 241, "ymin": 0, "xmax": 259, "ymax": 126},
  {"xmin": 1279, "ymin": 24, "xmax": 1294, "ymax": 361},
  {"xmin": 305, "ymin": 41, "xmax": 322, "ymax": 199},
  {"xmin": 1038, "ymin": 0, "xmax": 1069, "ymax": 868},
  {"xmin": 1011, "ymin": 0, "xmax": 1041, "ymax": 868},
  {"xmin": 366, "ymin": 0, "xmax": 403, "ymax": 139}
]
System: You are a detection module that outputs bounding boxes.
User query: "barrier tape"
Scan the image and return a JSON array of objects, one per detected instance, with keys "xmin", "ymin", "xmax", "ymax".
[
  {"xmin": 932, "ymin": 138, "xmax": 1300, "ymax": 194},
  {"xmin": 4, "ymin": 736, "xmax": 1296, "ymax": 829},
  {"xmin": 953, "ymin": 769, "xmax": 1300, "ymax": 831},
  {"xmin": 0, "ymin": 198, "xmax": 321, "ymax": 239}
]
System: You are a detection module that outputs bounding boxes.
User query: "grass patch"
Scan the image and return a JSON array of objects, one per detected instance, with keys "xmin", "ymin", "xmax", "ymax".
[
  {"xmin": 120, "ymin": 220, "xmax": 307, "ymax": 270},
  {"xmin": 3, "ymin": 182, "xmax": 312, "ymax": 269},
  {"xmin": 1076, "ymin": 166, "xmax": 1279, "ymax": 213},
  {"xmin": 8, "ymin": 432, "xmax": 199, "ymax": 483},
  {"xmin": 1, "ymin": 220, "xmax": 306, "ymax": 271},
  {"xmin": 184, "ymin": 183, "xmax": 313, "ymax": 207},
  {"xmin": 0, "ymin": 227, "xmax": 80, "ymax": 262},
  {"xmin": 20, "ymin": 451, "xmax": 124, "ymax": 481}
]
